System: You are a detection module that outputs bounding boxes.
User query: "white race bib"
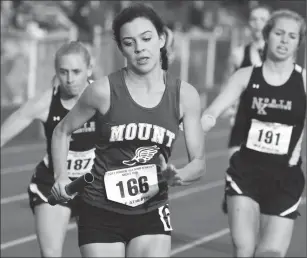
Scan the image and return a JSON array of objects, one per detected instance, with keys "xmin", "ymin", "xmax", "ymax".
[
  {"xmin": 246, "ymin": 119, "xmax": 293, "ymax": 155},
  {"xmin": 66, "ymin": 149, "xmax": 95, "ymax": 177},
  {"xmin": 104, "ymin": 164, "xmax": 159, "ymax": 207},
  {"xmin": 43, "ymin": 149, "xmax": 95, "ymax": 178}
]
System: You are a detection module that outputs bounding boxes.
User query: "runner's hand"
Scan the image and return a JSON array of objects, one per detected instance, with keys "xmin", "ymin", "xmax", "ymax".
[
  {"xmin": 51, "ymin": 176, "xmax": 73, "ymax": 203},
  {"xmin": 201, "ymin": 114, "xmax": 216, "ymax": 133},
  {"xmin": 162, "ymin": 164, "xmax": 182, "ymax": 187},
  {"xmin": 158, "ymin": 154, "xmax": 182, "ymax": 186}
]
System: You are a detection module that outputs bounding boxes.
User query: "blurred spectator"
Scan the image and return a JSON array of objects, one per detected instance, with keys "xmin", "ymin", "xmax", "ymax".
[
  {"xmin": 188, "ymin": 1, "xmax": 206, "ymax": 32},
  {"xmin": 1, "ymin": 1, "xmax": 14, "ymax": 30},
  {"xmin": 187, "ymin": 1, "xmax": 223, "ymax": 34},
  {"xmin": 1, "ymin": 1, "xmax": 79, "ymax": 107},
  {"xmin": 8, "ymin": 1, "xmax": 76, "ymax": 37},
  {"xmin": 1, "ymin": 39, "xmax": 28, "ymax": 106},
  {"xmin": 62, "ymin": 1, "xmax": 93, "ymax": 44}
]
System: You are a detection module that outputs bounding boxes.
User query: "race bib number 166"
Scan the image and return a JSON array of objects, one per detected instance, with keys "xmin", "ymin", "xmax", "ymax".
[{"xmin": 104, "ymin": 164, "xmax": 159, "ymax": 207}]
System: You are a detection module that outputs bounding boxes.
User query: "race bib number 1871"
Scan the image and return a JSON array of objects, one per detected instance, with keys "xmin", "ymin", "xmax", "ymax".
[
  {"xmin": 246, "ymin": 119, "xmax": 293, "ymax": 155},
  {"xmin": 104, "ymin": 164, "xmax": 159, "ymax": 207}
]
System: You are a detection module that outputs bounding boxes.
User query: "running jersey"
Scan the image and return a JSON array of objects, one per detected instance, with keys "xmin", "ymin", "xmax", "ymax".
[
  {"xmin": 228, "ymin": 44, "xmax": 264, "ymax": 125},
  {"xmin": 239, "ymin": 64, "xmax": 306, "ymax": 166},
  {"xmin": 83, "ymin": 69, "xmax": 181, "ymax": 214},
  {"xmin": 43, "ymin": 83, "xmax": 97, "ymax": 178},
  {"xmin": 240, "ymin": 44, "xmax": 264, "ymax": 69},
  {"xmin": 228, "ymin": 44, "xmax": 265, "ymax": 135},
  {"xmin": 240, "ymin": 44, "xmax": 253, "ymax": 68}
]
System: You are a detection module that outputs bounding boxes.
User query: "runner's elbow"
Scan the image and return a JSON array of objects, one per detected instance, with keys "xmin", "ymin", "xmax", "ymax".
[{"xmin": 53, "ymin": 121, "xmax": 69, "ymax": 138}]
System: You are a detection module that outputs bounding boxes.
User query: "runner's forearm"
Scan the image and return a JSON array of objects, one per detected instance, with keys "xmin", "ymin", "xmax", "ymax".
[{"xmin": 51, "ymin": 125, "xmax": 70, "ymax": 179}]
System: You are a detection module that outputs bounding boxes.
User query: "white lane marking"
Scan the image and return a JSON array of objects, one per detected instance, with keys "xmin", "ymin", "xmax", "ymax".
[
  {"xmin": 0, "ymin": 180, "xmax": 225, "ymax": 250},
  {"xmin": 3, "ymin": 197, "xmax": 305, "ymax": 252},
  {"xmin": 171, "ymin": 197, "xmax": 307, "ymax": 256},
  {"xmin": 1, "ymin": 168, "xmax": 306, "ymax": 253},
  {"xmin": 0, "ymin": 224, "xmax": 76, "ymax": 250},
  {"xmin": 1, "ymin": 193, "xmax": 28, "ymax": 205},
  {"xmin": 1, "ymin": 143, "xmax": 45, "ymax": 155},
  {"xmin": 171, "ymin": 228, "xmax": 230, "ymax": 256},
  {"xmin": 1, "ymin": 149, "xmax": 228, "ymax": 204},
  {"xmin": 1, "ymin": 164, "xmax": 38, "ymax": 175}
]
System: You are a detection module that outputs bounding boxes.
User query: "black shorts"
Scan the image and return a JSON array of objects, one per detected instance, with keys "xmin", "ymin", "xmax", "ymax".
[
  {"xmin": 78, "ymin": 200, "xmax": 172, "ymax": 247},
  {"xmin": 27, "ymin": 161, "xmax": 79, "ymax": 216},
  {"xmin": 225, "ymin": 152, "xmax": 305, "ymax": 219}
]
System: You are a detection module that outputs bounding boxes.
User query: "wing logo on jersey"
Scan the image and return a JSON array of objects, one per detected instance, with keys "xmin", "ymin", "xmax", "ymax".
[
  {"xmin": 123, "ymin": 145, "xmax": 160, "ymax": 166},
  {"xmin": 53, "ymin": 116, "xmax": 60, "ymax": 121}
]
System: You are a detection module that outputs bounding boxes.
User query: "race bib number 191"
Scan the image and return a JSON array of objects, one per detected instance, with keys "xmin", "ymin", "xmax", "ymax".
[
  {"xmin": 246, "ymin": 119, "xmax": 293, "ymax": 155},
  {"xmin": 104, "ymin": 164, "xmax": 159, "ymax": 207}
]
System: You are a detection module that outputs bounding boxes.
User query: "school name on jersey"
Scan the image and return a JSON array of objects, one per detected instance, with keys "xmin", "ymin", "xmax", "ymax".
[
  {"xmin": 73, "ymin": 121, "xmax": 96, "ymax": 134},
  {"xmin": 252, "ymin": 97, "xmax": 292, "ymax": 115},
  {"xmin": 110, "ymin": 123, "xmax": 175, "ymax": 147}
]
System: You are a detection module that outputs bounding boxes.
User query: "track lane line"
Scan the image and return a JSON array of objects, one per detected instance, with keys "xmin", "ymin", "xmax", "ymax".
[
  {"xmin": 0, "ymin": 129, "xmax": 229, "ymax": 175},
  {"xmin": 1, "ymin": 149, "xmax": 228, "ymax": 205},
  {"xmin": 171, "ymin": 197, "xmax": 307, "ymax": 256},
  {"xmin": 1, "ymin": 179, "xmax": 225, "ymax": 250},
  {"xmin": 2, "ymin": 192, "xmax": 305, "ymax": 251}
]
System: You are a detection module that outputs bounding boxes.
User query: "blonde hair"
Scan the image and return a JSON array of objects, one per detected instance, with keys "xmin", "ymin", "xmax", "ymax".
[
  {"xmin": 262, "ymin": 9, "xmax": 306, "ymax": 46},
  {"xmin": 54, "ymin": 41, "xmax": 91, "ymax": 70}
]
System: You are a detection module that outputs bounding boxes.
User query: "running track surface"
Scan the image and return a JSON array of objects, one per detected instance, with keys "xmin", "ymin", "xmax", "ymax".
[{"xmin": 1, "ymin": 120, "xmax": 306, "ymax": 257}]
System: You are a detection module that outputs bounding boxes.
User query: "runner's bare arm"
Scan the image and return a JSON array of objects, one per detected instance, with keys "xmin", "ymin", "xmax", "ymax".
[
  {"xmin": 177, "ymin": 81, "xmax": 206, "ymax": 183},
  {"xmin": 220, "ymin": 47, "xmax": 244, "ymax": 118},
  {"xmin": 51, "ymin": 77, "xmax": 110, "ymax": 179},
  {"xmin": 0, "ymin": 88, "xmax": 53, "ymax": 147},
  {"xmin": 201, "ymin": 66, "xmax": 253, "ymax": 132},
  {"xmin": 222, "ymin": 47, "xmax": 244, "ymax": 88},
  {"xmin": 303, "ymin": 68, "xmax": 306, "ymax": 92},
  {"xmin": 289, "ymin": 68, "xmax": 306, "ymax": 166}
]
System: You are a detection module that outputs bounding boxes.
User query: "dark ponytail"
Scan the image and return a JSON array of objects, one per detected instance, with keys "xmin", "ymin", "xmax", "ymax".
[{"xmin": 160, "ymin": 47, "xmax": 168, "ymax": 71}]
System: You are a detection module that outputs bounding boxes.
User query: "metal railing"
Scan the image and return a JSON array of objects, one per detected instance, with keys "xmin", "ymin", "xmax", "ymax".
[
  {"xmin": 2, "ymin": 27, "xmax": 305, "ymax": 108},
  {"xmin": 1, "ymin": 31, "xmax": 74, "ymax": 107}
]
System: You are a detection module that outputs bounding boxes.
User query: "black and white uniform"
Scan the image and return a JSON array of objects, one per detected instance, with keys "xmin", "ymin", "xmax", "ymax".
[
  {"xmin": 225, "ymin": 64, "xmax": 306, "ymax": 219},
  {"xmin": 78, "ymin": 70, "xmax": 181, "ymax": 246},
  {"xmin": 228, "ymin": 44, "xmax": 264, "ymax": 148},
  {"xmin": 28, "ymin": 84, "xmax": 97, "ymax": 214}
]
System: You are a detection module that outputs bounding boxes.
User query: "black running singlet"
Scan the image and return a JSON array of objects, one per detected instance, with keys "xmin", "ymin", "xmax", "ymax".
[
  {"xmin": 82, "ymin": 69, "xmax": 181, "ymax": 214},
  {"xmin": 228, "ymin": 44, "xmax": 266, "ymax": 148},
  {"xmin": 43, "ymin": 85, "xmax": 97, "ymax": 178},
  {"xmin": 239, "ymin": 64, "xmax": 306, "ymax": 166}
]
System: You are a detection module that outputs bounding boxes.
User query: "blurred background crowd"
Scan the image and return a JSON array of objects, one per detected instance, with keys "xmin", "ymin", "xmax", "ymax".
[{"xmin": 1, "ymin": 0, "xmax": 306, "ymax": 142}]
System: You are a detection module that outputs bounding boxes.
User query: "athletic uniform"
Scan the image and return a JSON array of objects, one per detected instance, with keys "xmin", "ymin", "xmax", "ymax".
[
  {"xmin": 78, "ymin": 69, "xmax": 181, "ymax": 246},
  {"xmin": 228, "ymin": 44, "xmax": 264, "ymax": 148},
  {"xmin": 28, "ymin": 84, "xmax": 97, "ymax": 214},
  {"xmin": 222, "ymin": 44, "xmax": 264, "ymax": 213},
  {"xmin": 225, "ymin": 64, "xmax": 306, "ymax": 219}
]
